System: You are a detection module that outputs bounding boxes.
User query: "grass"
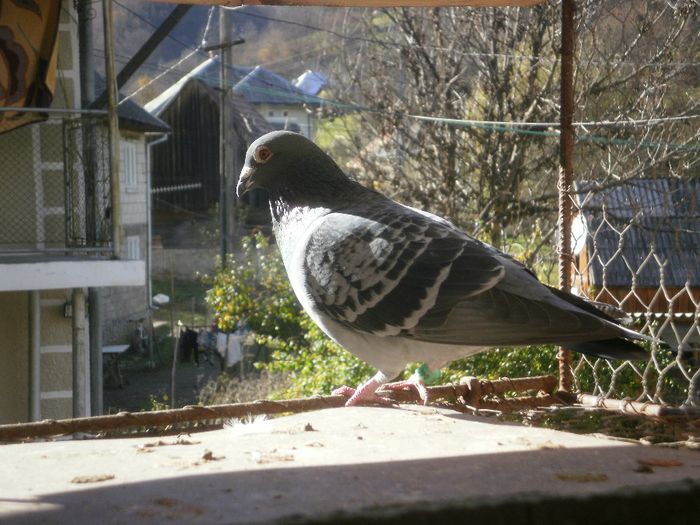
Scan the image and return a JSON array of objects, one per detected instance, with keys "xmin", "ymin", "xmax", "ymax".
[
  {"xmin": 152, "ymin": 277, "xmax": 211, "ymax": 330},
  {"xmin": 198, "ymin": 371, "xmax": 291, "ymax": 405}
]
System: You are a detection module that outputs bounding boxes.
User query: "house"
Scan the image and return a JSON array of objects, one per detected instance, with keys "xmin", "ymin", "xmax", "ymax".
[
  {"xmin": 144, "ymin": 58, "xmax": 275, "ymax": 275},
  {"xmin": 572, "ymin": 178, "xmax": 699, "ymax": 346},
  {"xmin": 94, "ymin": 77, "xmax": 171, "ymax": 344},
  {"xmin": 232, "ymin": 65, "xmax": 324, "ymax": 138},
  {"xmin": 0, "ymin": 1, "xmax": 168, "ymax": 424},
  {"xmin": 293, "ymin": 70, "xmax": 328, "ymax": 98}
]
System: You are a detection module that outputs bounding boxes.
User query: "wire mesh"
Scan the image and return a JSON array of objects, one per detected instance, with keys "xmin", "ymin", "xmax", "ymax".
[
  {"xmin": 0, "ymin": 115, "xmax": 112, "ymax": 254},
  {"xmin": 566, "ymin": 0, "xmax": 700, "ymax": 409}
]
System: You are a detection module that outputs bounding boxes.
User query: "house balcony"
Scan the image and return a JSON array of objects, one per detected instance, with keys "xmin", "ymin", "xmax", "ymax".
[{"xmin": 0, "ymin": 115, "xmax": 145, "ymax": 292}]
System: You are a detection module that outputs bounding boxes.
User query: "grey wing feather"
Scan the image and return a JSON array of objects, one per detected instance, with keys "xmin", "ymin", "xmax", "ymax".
[
  {"xmin": 304, "ymin": 201, "xmax": 628, "ymax": 348},
  {"xmin": 303, "ymin": 205, "xmax": 505, "ymax": 337}
]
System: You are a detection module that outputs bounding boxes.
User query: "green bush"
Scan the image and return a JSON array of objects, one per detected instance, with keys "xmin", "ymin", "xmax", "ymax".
[
  {"xmin": 206, "ymin": 233, "xmax": 373, "ymax": 397},
  {"xmin": 205, "ymin": 233, "xmax": 564, "ymax": 398}
]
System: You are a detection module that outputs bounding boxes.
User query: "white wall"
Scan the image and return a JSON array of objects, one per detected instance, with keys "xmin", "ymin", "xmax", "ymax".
[
  {"xmin": 120, "ymin": 134, "xmax": 148, "ymax": 227},
  {"xmin": 258, "ymin": 104, "xmax": 316, "ymax": 139}
]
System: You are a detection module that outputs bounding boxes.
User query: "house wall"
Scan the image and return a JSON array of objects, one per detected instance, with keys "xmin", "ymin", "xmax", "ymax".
[
  {"xmin": 258, "ymin": 104, "xmax": 315, "ymax": 139},
  {"xmin": 38, "ymin": 289, "xmax": 75, "ymax": 419},
  {"xmin": 0, "ymin": 2, "xmax": 80, "ymax": 252},
  {"xmin": 121, "ymin": 134, "xmax": 149, "ymax": 225},
  {"xmin": 151, "ymin": 80, "xmax": 220, "ymax": 214},
  {"xmin": 100, "ymin": 132, "xmax": 149, "ymax": 344},
  {"xmin": 0, "ymin": 293, "xmax": 29, "ymax": 424},
  {"xmin": 0, "ymin": 289, "xmax": 75, "ymax": 424},
  {"xmin": 0, "ymin": 1, "xmax": 156, "ymax": 422},
  {"xmin": 0, "ymin": 1, "xmax": 80, "ymax": 423}
]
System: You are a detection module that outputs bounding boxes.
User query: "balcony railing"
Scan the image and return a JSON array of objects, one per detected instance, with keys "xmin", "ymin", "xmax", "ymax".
[{"xmin": 0, "ymin": 113, "xmax": 113, "ymax": 256}]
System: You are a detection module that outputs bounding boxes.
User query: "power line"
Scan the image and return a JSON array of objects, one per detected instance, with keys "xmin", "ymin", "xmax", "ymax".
[
  {"xmin": 100, "ymin": 6, "xmax": 700, "ymax": 151},
  {"xmin": 118, "ymin": 6, "xmax": 217, "ymax": 105},
  {"xmin": 113, "ymin": 0, "xmax": 207, "ymax": 57},
  {"xmin": 232, "ymin": 9, "xmax": 700, "ymax": 69}
]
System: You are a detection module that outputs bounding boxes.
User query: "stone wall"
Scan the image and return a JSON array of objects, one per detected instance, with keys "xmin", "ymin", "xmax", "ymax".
[{"xmin": 152, "ymin": 246, "xmax": 218, "ymax": 281}]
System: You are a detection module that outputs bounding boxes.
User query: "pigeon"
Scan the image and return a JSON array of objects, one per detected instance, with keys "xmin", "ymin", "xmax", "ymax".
[{"xmin": 236, "ymin": 130, "xmax": 649, "ymax": 406}]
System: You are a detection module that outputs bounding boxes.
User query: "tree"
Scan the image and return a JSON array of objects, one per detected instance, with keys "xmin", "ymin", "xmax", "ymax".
[
  {"xmin": 324, "ymin": 5, "xmax": 561, "ymax": 258},
  {"xmin": 321, "ymin": 1, "xmax": 700, "ymax": 272}
]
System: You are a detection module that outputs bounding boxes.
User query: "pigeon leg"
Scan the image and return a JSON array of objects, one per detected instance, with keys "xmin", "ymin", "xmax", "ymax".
[
  {"xmin": 381, "ymin": 371, "xmax": 429, "ymax": 405},
  {"xmin": 332, "ymin": 372, "xmax": 395, "ymax": 407}
]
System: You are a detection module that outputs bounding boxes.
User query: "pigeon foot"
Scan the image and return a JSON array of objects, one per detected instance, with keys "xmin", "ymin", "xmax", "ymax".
[
  {"xmin": 381, "ymin": 374, "xmax": 430, "ymax": 405},
  {"xmin": 332, "ymin": 374, "xmax": 395, "ymax": 407}
]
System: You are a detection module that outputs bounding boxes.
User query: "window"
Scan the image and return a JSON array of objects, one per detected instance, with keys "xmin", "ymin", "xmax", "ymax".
[
  {"xmin": 126, "ymin": 235, "xmax": 140, "ymax": 260},
  {"xmin": 120, "ymin": 141, "xmax": 138, "ymax": 189}
]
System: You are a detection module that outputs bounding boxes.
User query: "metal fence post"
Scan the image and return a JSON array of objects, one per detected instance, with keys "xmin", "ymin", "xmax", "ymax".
[{"xmin": 557, "ymin": 0, "xmax": 576, "ymax": 393}]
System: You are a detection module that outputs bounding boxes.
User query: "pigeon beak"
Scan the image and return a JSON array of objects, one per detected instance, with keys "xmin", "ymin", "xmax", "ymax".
[{"xmin": 236, "ymin": 167, "xmax": 255, "ymax": 198}]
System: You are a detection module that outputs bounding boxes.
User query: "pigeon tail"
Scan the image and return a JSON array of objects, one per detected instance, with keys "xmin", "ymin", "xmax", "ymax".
[{"xmin": 562, "ymin": 338, "xmax": 647, "ymax": 361}]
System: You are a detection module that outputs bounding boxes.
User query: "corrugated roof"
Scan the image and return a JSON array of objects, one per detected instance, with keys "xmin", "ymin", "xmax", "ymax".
[
  {"xmin": 145, "ymin": 58, "xmax": 215, "ymax": 117},
  {"xmin": 293, "ymin": 70, "xmax": 328, "ymax": 96},
  {"xmin": 574, "ymin": 178, "xmax": 700, "ymax": 288},
  {"xmin": 95, "ymin": 75, "xmax": 170, "ymax": 133},
  {"xmin": 145, "ymin": 57, "xmax": 324, "ymax": 112}
]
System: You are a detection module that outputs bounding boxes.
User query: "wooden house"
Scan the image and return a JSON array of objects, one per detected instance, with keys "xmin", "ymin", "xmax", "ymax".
[
  {"xmin": 145, "ymin": 58, "xmax": 275, "ymax": 251},
  {"xmin": 572, "ymin": 178, "xmax": 699, "ymax": 315}
]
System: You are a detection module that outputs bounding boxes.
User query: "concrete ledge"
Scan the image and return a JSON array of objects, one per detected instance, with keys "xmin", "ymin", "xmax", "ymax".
[
  {"xmin": 0, "ymin": 259, "xmax": 145, "ymax": 291},
  {"xmin": 1, "ymin": 405, "xmax": 698, "ymax": 524}
]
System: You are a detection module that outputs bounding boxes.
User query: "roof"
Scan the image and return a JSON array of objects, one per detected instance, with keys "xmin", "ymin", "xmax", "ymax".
[
  {"xmin": 145, "ymin": 57, "xmax": 324, "ymax": 114},
  {"xmin": 144, "ymin": 58, "xmax": 215, "ymax": 117},
  {"xmin": 227, "ymin": 91, "xmax": 276, "ymax": 141},
  {"xmin": 95, "ymin": 75, "xmax": 170, "ymax": 133},
  {"xmin": 574, "ymin": 178, "xmax": 700, "ymax": 288},
  {"xmin": 145, "ymin": 72, "xmax": 273, "ymax": 142},
  {"xmin": 293, "ymin": 70, "xmax": 328, "ymax": 96},
  {"xmin": 234, "ymin": 64, "xmax": 322, "ymax": 105}
]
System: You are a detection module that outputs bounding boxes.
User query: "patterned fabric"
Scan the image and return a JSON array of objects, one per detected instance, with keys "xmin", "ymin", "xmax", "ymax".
[{"xmin": 0, "ymin": 0, "xmax": 60, "ymax": 134}]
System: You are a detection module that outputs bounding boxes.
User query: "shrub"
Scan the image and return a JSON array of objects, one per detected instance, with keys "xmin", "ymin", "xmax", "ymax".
[
  {"xmin": 205, "ymin": 232, "xmax": 373, "ymax": 397},
  {"xmin": 205, "ymin": 232, "xmax": 565, "ymax": 398}
]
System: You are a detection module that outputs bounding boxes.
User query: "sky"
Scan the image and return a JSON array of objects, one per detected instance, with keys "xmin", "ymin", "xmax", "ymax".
[{"xmin": 90, "ymin": 1, "xmax": 337, "ymax": 106}]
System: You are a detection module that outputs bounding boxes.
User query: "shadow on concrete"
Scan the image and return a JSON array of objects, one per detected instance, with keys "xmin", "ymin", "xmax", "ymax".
[{"xmin": 5, "ymin": 445, "xmax": 700, "ymax": 525}]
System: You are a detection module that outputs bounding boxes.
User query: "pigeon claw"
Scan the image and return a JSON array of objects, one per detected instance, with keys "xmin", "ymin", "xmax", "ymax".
[
  {"xmin": 332, "ymin": 379, "xmax": 396, "ymax": 407},
  {"xmin": 381, "ymin": 377, "xmax": 430, "ymax": 405}
]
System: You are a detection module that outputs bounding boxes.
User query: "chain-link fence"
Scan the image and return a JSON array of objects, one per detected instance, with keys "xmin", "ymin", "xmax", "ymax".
[
  {"xmin": 0, "ymin": 113, "xmax": 112, "ymax": 254},
  {"xmin": 563, "ymin": 0, "xmax": 700, "ymax": 409}
]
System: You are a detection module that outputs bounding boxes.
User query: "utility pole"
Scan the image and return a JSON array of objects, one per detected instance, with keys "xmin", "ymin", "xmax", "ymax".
[
  {"xmin": 102, "ymin": 0, "xmax": 121, "ymax": 258},
  {"xmin": 78, "ymin": 0, "xmax": 103, "ymax": 416},
  {"xmin": 204, "ymin": 7, "xmax": 244, "ymax": 269}
]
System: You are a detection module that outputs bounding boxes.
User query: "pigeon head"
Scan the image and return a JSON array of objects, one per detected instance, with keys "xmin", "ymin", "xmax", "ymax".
[{"xmin": 236, "ymin": 131, "xmax": 353, "ymax": 206}]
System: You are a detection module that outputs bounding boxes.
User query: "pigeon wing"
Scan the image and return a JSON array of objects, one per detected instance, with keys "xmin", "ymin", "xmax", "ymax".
[
  {"xmin": 303, "ymin": 206, "xmax": 505, "ymax": 337},
  {"xmin": 303, "ymin": 202, "xmax": 629, "ymax": 348}
]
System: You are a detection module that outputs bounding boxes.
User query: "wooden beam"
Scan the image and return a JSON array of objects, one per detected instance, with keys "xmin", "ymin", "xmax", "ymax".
[{"xmin": 149, "ymin": 1, "xmax": 544, "ymax": 7}]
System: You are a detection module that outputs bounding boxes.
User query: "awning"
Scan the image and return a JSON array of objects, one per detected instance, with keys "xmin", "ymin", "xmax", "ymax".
[{"xmin": 0, "ymin": 0, "xmax": 60, "ymax": 134}]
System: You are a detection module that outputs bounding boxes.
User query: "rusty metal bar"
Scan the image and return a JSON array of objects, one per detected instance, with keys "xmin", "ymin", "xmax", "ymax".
[
  {"xmin": 557, "ymin": 0, "xmax": 576, "ymax": 393},
  {"xmin": 577, "ymin": 394, "xmax": 700, "ymax": 421},
  {"xmin": 478, "ymin": 394, "xmax": 560, "ymax": 411},
  {"xmin": 150, "ymin": 1, "xmax": 545, "ymax": 7},
  {"xmin": 0, "ymin": 375, "xmax": 556, "ymax": 441}
]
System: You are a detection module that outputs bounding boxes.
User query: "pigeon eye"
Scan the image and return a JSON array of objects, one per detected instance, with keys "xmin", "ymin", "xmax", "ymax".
[{"xmin": 254, "ymin": 146, "xmax": 273, "ymax": 164}]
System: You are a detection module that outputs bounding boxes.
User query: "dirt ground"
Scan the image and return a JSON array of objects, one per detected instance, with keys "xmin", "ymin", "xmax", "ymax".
[{"xmin": 103, "ymin": 355, "xmax": 222, "ymax": 413}]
